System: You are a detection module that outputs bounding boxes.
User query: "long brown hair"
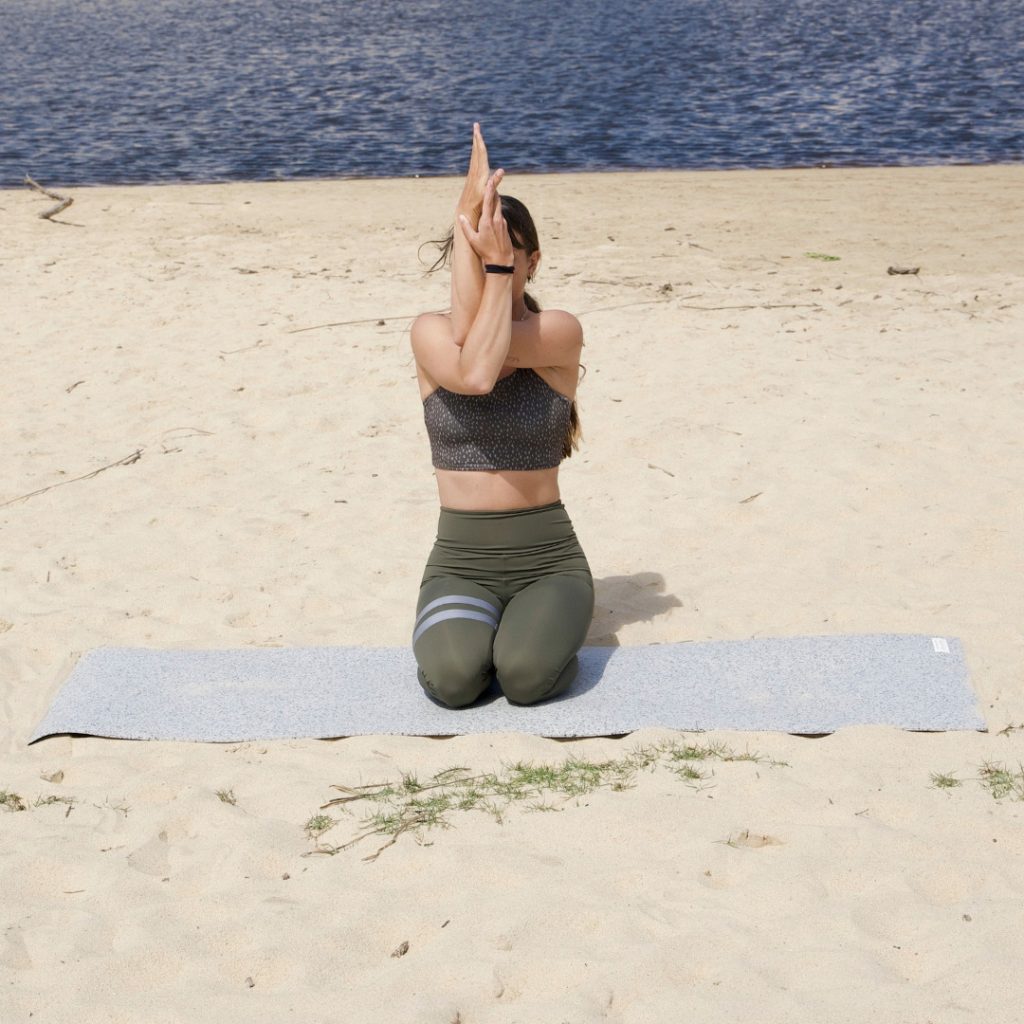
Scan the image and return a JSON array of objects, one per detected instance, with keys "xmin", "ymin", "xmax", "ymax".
[{"xmin": 419, "ymin": 194, "xmax": 584, "ymax": 459}]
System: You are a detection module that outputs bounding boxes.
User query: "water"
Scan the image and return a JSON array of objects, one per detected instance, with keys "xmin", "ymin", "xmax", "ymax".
[{"xmin": 1, "ymin": 0, "xmax": 1021, "ymax": 187}]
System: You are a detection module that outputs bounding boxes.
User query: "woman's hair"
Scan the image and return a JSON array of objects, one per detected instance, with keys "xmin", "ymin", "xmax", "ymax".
[{"xmin": 419, "ymin": 194, "xmax": 585, "ymax": 459}]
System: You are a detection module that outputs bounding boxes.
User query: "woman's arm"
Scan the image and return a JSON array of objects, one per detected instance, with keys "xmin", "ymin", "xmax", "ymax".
[
  {"xmin": 451, "ymin": 173, "xmax": 515, "ymax": 392},
  {"xmin": 411, "ymin": 172, "xmax": 515, "ymax": 396},
  {"xmin": 410, "ymin": 303, "xmax": 582, "ymax": 397},
  {"xmin": 450, "ymin": 199, "xmax": 486, "ymax": 346},
  {"xmin": 457, "ymin": 273, "xmax": 514, "ymax": 393},
  {"xmin": 449, "ymin": 126, "xmax": 501, "ymax": 346}
]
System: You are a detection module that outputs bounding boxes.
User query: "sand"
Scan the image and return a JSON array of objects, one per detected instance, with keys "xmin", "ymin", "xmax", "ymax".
[{"xmin": 2, "ymin": 165, "xmax": 1023, "ymax": 1022}]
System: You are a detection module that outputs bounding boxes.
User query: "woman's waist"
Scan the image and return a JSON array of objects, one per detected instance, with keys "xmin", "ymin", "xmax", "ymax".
[
  {"xmin": 433, "ymin": 499, "xmax": 582, "ymax": 551},
  {"xmin": 433, "ymin": 466, "xmax": 560, "ymax": 514},
  {"xmin": 425, "ymin": 535, "xmax": 591, "ymax": 577}
]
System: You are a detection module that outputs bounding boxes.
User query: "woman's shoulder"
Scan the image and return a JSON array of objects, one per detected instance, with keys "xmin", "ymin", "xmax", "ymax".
[
  {"xmin": 413, "ymin": 309, "xmax": 452, "ymax": 328},
  {"xmin": 530, "ymin": 308, "xmax": 582, "ymax": 336},
  {"xmin": 519, "ymin": 309, "xmax": 583, "ymax": 353}
]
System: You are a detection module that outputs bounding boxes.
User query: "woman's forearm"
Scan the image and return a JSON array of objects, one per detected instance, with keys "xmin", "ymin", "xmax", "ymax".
[
  {"xmin": 450, "ymin": 203, "xmax": 486, "ymax": 345},
  {"xmin": 458, "ymin": 273, "xmax": 513, "ymax": 393}
]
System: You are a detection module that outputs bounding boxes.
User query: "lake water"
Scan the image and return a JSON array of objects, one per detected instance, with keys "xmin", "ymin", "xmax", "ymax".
[{"xmin": 1, "ymin": 0, "xmax": 1021, "ymax": 187}]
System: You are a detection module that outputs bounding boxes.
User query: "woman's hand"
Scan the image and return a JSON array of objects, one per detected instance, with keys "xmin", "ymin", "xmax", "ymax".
[
  {"xmin": 458, "ymin": 170, "xmax": 514, "ymax": 265},
  {"xmin": 456, "ymin": 122, "xmax": 491, "ymax": 217}
]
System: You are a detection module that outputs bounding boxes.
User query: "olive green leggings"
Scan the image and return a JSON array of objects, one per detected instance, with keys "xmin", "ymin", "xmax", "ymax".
[{"xmin": 412, "ymin": 500, "xmax": 594, "ymax": 708}]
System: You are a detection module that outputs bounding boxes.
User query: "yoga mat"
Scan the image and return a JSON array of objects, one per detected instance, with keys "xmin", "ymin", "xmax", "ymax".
[{"xmin": 27, "ymin": 634, "xmax": 984, "ymax": 743}]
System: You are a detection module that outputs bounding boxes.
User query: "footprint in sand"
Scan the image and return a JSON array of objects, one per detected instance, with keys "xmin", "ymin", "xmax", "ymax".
[
  {"xmin": 126, "ymin": 829, "xmax": 170, "ymax": 876},
  {"xmin": 1, "ymin": 925, "xmax": 33, "ymax": 970},
  {"xmin": 492, "ymin": 965, "xmax": 522, "ymax": 1002}
]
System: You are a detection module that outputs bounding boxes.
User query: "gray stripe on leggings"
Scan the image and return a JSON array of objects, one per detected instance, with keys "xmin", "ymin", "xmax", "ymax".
[
  {"xmin": 412, "ymin": 608, "xmax": 499, "ymax": 646},
  {"xmin": 415, "ymin": 594, "xmax": 501, "ymax": 626}
]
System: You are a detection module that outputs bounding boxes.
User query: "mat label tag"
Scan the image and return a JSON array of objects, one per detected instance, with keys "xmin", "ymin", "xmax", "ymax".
[{"xmin": 931, "ymin": 637, "xmax": 950, "ymax": 653}]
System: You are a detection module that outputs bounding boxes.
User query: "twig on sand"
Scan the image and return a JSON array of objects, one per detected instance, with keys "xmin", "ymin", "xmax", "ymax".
[
  {"xmin": 218, "ymin": 340, "xmax": 267, "ymax": 355},
  {"xmin": 286, "ymin": 296, "xmax": 812, "ymax": 332},
  {"xmin": 581, "ymin": 298, "xmax": 820, "ymax": 316},
  {"xmin": 316, "ymin": 813, "xmax": 439, "ymax": 862},
  {"xmin": 678, "ymin": 302, "xmax": 822, "ymax": 311},
  {"xmin": 0, "ymin": 449, "xmax": 143, "ymax": 508},
  {"xmin": 23, "ymin": 175, "xmax": 74, "ymax": 220},
  {"xmin": 579, "ymin": 296, "xmax": 698, "ymax": 316},
  {"xmin": 285, "ymin": 313, "xmax": 425, "ymax": 334}
]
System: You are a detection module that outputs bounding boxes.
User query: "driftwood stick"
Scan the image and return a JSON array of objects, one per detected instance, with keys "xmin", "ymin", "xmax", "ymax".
[
  {"xmin": 24, "ymin": 175, "xmax": 74, "ymax": 220},
  {"xmin": 0, "ymin": 449, "xmax": 143, "ymax": 509},
  {"xmin": 285, "ymin": 297, "xmax": 817, "ymax": 333},
  {"xmin": 579, "ymin": 297, "xmax": 693, "ymax": 317},
  {"xmin": 678, "ymin": 302, "xmax": 822, "ymax": 311},
  {"xmin": 285, "ymin": 313, "xmax": 427, "ymax": 334}
]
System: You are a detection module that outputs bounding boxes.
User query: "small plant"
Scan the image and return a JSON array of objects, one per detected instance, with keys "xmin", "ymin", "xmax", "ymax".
[
  {"xmin": 33, "ymin": 793, "xmax": 77, "ymax": 816},
  {"xmin": 805, "ymin": 251, "xmax": 840, "ymax": 261},
  {"xmin": 930, "ymin": 761, "xmax": 1024, "ymax": 800},
  {"xmin": 304, "ymin": 813, "xmax": 335, "ymax": 840},
  {"xmin": 1, "ymin": 789, "xmax": 27, "ymax": 812},
  {"xmin": 977, "ymin": 760, "xmax": 1024, "ymax": 800}
]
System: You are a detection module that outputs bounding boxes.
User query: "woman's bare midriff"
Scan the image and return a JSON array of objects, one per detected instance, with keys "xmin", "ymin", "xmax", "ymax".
[{"xmin": 433, "ymin": 466, "xmax": 561, "ymax": 512}]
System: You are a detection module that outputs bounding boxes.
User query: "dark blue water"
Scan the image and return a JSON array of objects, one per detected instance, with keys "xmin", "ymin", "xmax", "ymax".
[{"xmin": 1, "ymin": 0, "xmax": 1021, "ymax": 187}]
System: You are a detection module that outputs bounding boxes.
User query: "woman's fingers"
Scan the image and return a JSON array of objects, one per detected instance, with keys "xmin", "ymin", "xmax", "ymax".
[
  {"xmin": 457, "ymin": 216, "xmax": 481, "ymax": 259},
  {"xmin": 484, "ymin": 168, "xmax": 504, "ymax": 207},
  {"xmin": 480, "ymin": 171, "xmax": 497, "ymax": 219},
  {"xmin": 470, "ymin": 124, "xmax": 490, "ymax": 177},
  {"xmin": 457, "ymin": 124, "xmax": 495, "ymax": 215},
  {"xmin": 490, "ymin": 170, "xmax": 505, "ymax": 220},
  {"xmin": 458, "ymin": 180, "xmax": 512, "ymax": 263}
]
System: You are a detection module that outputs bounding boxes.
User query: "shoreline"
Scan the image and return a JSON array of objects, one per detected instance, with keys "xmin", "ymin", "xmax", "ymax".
[{"xmin": 7, "ymin": 157, "xmax": 1023, "ymax": 192}]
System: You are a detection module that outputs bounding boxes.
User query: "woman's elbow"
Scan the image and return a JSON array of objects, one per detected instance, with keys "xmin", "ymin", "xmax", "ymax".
[{"xmin": 460, "ymin": 371, "xmax": 495, "ymax": 395}]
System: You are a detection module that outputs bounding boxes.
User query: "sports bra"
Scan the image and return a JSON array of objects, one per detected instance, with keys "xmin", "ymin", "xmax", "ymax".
[{"xmin": 422, "ymin": 369, "xmax": 572, "ymax": 471}]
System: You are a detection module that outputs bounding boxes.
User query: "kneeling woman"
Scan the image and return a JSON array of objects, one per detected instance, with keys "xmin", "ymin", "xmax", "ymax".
[{"xmin": 409, "ymin": 126, "xmax": 593, "ymax": 708}]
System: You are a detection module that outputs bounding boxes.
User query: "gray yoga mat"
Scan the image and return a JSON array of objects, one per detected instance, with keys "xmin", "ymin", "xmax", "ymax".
[{"xmin": 27, "ymin": 634, "xmax": 984, "ymax": 743}]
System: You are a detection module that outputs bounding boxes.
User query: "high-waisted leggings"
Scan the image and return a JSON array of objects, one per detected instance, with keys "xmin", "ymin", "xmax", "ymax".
[{"xmin": 412, "ymin": 499, "xmax": 594, "ymax": 708}]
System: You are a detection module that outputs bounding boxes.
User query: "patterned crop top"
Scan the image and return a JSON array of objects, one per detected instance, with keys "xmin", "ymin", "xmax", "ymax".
[{"xmin": 422, "ymin": 368, "xmax": 572, "ymax": 471}]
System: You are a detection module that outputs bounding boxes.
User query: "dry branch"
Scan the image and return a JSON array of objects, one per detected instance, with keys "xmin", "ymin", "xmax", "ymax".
[
  {"xmin": 285, "ymin": 313, "xmax": 426, "ymax": 334},
  {"xmin": 23, "ymin": 175, "xmax": 74, "ymax": 220},
  {"xmin": 678, "ymin": 302, "xmax": 822, "ymax": 311},
  {"xmin": 0, "ymin": 449, "xmax": 142, "ymax": 509}
]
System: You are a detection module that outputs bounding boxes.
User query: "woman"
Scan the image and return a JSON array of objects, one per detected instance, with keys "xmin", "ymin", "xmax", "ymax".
[{"xmin": 409, "ymin": 123, "xmax": 594, "ymax": 708}]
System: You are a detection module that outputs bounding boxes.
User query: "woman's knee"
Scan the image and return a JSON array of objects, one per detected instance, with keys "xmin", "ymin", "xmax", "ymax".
[
  {"xmin": 494, "ymin": 650, "xmax": 580, "ymax": 705},
  {"xmin": 415, "ymin": 639, "xmax": 494, "ymax": 708},
  {"xmin": 413, "ymin": 577, "xmax": 502, "ymax": 707}
]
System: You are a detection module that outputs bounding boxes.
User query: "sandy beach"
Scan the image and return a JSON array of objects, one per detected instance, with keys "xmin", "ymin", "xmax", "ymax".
[{"xmin": 2, "ymin": 165, "xmax": 1023, "ymax": 1022}]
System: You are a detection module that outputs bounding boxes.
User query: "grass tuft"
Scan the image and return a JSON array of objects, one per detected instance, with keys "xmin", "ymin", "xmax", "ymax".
[
  {"xmin": 931, "ymin": 760, "xmax": 1024, "ymax": 800},
  {"xmin": 1, "ymin": 789, "xmax": 26, "ymax": 812}
]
